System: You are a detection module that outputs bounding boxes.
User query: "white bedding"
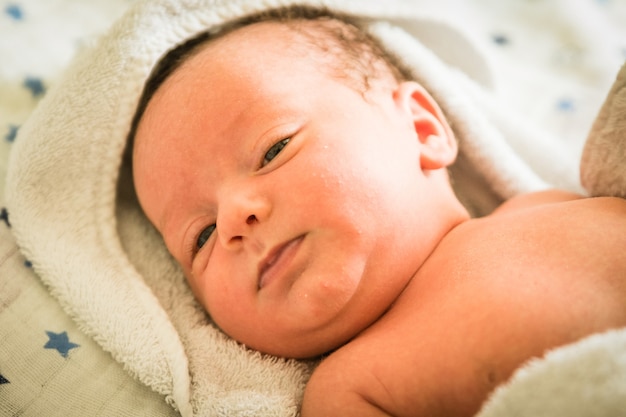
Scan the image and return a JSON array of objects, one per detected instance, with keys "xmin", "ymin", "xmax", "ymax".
[
  {"xmin": 1, "ymin": 1, "xmax": 625, "ymax": 416},
  {"xmin": 3, "ymin": 0, "xmax": 624, "ymax": 194}
]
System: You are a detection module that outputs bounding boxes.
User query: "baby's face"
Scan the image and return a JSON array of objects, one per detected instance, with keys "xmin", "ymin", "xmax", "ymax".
[{"xmin": 133, "ymin": 22, "xmax": 455, "ymax": 358}]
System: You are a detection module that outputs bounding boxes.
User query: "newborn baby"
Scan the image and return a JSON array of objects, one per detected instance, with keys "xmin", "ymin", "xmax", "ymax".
[{"xmin": 130, "ymin": 6, "xmax": 626, "ymax": 416}]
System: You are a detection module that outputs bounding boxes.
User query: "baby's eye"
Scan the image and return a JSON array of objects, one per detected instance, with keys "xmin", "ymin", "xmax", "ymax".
[
  {"xmin": 197, "ymin": 224, "xmax": 216, "ymax": 250},
  {"xmin": 262, "ymin": 138, "xmax": 290, "ymax": 167}
]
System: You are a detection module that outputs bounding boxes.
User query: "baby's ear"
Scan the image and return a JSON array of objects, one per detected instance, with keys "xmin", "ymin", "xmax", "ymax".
[{"xmin": 394, "ymin": 81, "xmax": 457, "ymax": 170}]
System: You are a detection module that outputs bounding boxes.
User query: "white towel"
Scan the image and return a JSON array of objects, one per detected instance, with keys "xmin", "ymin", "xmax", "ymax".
[{"xmin": 5, "ymin": 0, "xmax": 621, "ymax": 415}]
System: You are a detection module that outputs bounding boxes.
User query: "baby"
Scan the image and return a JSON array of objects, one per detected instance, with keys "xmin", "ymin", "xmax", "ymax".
[{"xmin": 130, "ymin": 6, "xmax": 626, "ymax": 417}]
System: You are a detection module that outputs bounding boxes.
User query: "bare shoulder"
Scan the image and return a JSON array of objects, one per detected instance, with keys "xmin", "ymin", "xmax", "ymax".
[
  {"xmin": 492, "ymin": 189, "xmax": 584, "ymax": 214},
  {"xmin": 472, "ymin": 192, "xmax": 626, "ymax": 293},
  {"xmin": 400, "ymin": 193, "xmax": 626, "ymax": 412},
  {"xmin": 490, "ymin": 192, "xmax": 626, "ymax": 258},
  {"xmin": 301, "ymin": 193, "xmax": 626, "ymax": 417},
  {"xmin": 493, "ymin": 189, "xmax": 626, "ymax": 217},
  {"xmin": 444, "ymin": 192, "xmax": 626, "ymax": 379}
]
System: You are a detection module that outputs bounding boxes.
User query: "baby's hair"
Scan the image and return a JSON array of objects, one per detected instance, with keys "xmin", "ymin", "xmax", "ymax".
[{"xmin": 127, "ymin": 5, "xmax": 413, "ymax": 143}]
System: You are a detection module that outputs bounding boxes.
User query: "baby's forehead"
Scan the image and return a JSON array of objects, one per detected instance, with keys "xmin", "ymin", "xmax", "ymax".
[
  {"xmin": 171, "ymin": 17, "xmax": 392, "ymax": 98},
  {"xmin": 190, "ymin": 20, "xmax": 323, "ymax": 64},
  {"xmin": 165, "ymin": 20, "xmax": 338, "ymax": 91},
  {"xmin": 173, "ymin": 27, "xmax": 300, "ymax": 80}
]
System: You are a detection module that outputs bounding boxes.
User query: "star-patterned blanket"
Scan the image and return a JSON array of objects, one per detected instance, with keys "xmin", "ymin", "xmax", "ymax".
[
  {"xmin": 0, "ymin": 1, "xmax": 179, "ymax": 415},
  {"xmin": 1, "ymin": 0, "xmax": 625, "ymax": 416}
]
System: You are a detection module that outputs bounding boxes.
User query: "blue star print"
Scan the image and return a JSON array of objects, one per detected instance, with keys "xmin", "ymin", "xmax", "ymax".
[
  {"xmin": 44, "ymin": 331, "xmax": 80, "ymax": 358},
  {"xmin": 0, "ymin": 374, "xmax": 9, "ymax": 384},
  {"xmin": 5, "ymin": 125, "xmax": 19, "ymax": 142},
  {"xmin": 0, "ymin": 208, "xmax": 9, "ymax": 227},
  {"xmin": 557, "ymin": 98, "xmax": 575, "ymax": 112},
  {"xmin": 491, "ymin": 34, "xmax": 510, "ymax": 46},
  {"xmin": 23, "ymin": 77, "xmax": 45, "ymax": 98},
  {"xmin": 4, "ymin": 4, "xmax": 23, "ymax": 20}
]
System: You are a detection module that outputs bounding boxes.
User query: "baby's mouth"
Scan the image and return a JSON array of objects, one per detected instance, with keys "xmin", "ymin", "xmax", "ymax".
[{"xmin": 258, "ymin": 236, "xmax": 304, "ymax": 289}]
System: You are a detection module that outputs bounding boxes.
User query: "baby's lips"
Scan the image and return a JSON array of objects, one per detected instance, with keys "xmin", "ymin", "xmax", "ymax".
[{"xmin": 257, "ymin": 236, "xmax": 304, "ymax": 289}]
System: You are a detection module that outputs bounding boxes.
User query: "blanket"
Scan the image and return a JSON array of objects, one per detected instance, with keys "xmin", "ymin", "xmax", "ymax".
[{"xmin": 3, "ymin": 0, "xmax": 626, "ymax": 415}]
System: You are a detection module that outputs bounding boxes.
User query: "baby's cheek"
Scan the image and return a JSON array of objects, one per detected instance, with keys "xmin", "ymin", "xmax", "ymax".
[
  {"xmin": 190, "ymin": 251, "xmax": 234, "ymax": 310},
  {"xmin": 202, "ymin": 267, "xmax": 257, "ymax": 328},
  {"xmin": 184, "ymin": 271, "xmax": 212, "ymax": 314},
  {"xmin": 287, "ymin": 259, "xmax": 365, "ymax": 321}
]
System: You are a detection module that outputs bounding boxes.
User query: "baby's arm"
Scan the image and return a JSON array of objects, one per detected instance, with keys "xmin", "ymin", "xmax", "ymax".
[
  {"xmin": 301, "ymin": 343, "xmax": 458, "ymax": 417},
  {"xmin": 301, "ymin": 360, "xmax": 392, "ymax": 417}
]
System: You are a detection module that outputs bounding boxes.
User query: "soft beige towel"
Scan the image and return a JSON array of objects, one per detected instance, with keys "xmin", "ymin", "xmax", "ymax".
[
  {"xmin": 582, "ymin": 62, "xmax": 626, "ymax": 198},
  {"xmin": 7, "ymin": 0, "xmax": 621, "ymax": 415}
]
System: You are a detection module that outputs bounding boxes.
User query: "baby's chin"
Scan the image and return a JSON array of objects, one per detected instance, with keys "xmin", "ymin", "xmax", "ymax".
[
  {"xmin": 231, "ymin": 309, "xmax": 376, "ymax": 359},
  {"xmin": 198, "ymin": 255, "xmax": 404, "ymax": 359},
  {"xmin": 242, "ymin": 332, "xmax": 349, "ymax": 359},
  {"xmin": 209, "ymin": 304, "xmax": 360, "ymax": 359}
]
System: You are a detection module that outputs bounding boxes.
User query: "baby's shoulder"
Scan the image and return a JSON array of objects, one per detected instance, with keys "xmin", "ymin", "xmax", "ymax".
[
  {"xmin": 484, "ymin": 192, "xmax": 626, "ymax": 254},
  {"xmin": 455, "ymin": 190, "xmax": 623, "ymax": 245},
  {"xmin": 490, "ymin": 189, "xmax": 584, "ymax": 214},
  {"xmin": 430, "ymin": 192, "xmax": 626, "ymax": 354},
  {"xmin": 301, "ymin": 193, "xmax": 626, "ymax": 417},
  {"xmin": 491, "ymin": 189, "xmax": 626, "ymax": 220},
  {"xmin": 445, "ymin": 192, "xmax": 626, "ymax": 284}
]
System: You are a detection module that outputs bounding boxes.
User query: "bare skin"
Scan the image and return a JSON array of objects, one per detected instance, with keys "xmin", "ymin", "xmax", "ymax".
[
  {"xmin": 132, "ymin": 20, "xmax": 626, "ymax": 417},
  {"xmin": 302, "ymin": 192, "xmax": 626, "ymax": 416}
]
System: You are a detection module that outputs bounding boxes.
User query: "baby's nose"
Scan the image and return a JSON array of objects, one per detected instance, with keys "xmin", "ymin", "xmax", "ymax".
[{"xmin": 216, "ymin": 188, "xmax": 270, "ymax": 249}]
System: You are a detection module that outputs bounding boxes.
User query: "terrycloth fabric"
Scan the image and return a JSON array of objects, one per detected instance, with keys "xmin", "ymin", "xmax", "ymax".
[
  {"xmin": 478, "ymin": 328, "xmax": 626, "ymax": 417},
  {"xmin": 4, "ymin": 0, "xmax": 623, "ymax": 415},
  {"xmin": 581, "ymin": 61, "xmax": 626, "ymax": 198}
]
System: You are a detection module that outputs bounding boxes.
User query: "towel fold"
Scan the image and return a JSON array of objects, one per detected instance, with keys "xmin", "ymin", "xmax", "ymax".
[
  {"xmin": 6, "ymin": 0, "xmax": 622, "ymax": 415},
  {"xmin": 581, "ymin": 62, "xmax": 626, "ymax": 198}
]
